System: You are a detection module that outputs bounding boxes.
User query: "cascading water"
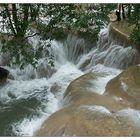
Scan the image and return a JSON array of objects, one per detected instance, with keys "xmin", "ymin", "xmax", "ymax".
[
  {"xmin": 77, "ymin": 26, "xmax": 140, "ymax": 71},
  {"xmin": 0, "ymin": 24, "xmax": 140, "ymax": 136},
  {"xmin": 0, "ymin": 34, "xmax": 83, "ymax": 136}
]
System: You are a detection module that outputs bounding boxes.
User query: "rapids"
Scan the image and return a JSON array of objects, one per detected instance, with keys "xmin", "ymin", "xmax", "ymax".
[{"xmin": 0, "ymin": 25, "xmax": 140, "ymax": 136}]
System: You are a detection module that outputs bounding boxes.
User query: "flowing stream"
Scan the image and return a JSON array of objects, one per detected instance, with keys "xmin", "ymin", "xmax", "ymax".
[{"xmin": 0, "ymin": 26, "xmax": 140, "ymax": 136}]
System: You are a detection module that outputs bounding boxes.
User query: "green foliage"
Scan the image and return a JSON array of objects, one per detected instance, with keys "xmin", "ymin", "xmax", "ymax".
[
  {"xmin": 0, "ymin": 37, "xmax": 54, "ymax": 69},
  {"xmin": 130, "ymin": 25, "xmax": 140, "ymax": 46},
  {"xmin": 71, "ymin": 5, "xmax": 105, "ymax": 42},
  {"xmin": 127, "ymin": 4, "xmax": 140, "ymax": 45},
  {"xmin": 1, "ymin": 39, "xmax": 34, "ymax": 68},
  {"xmin": 0, "ymin": 4, "xmax": 48, "ymax": 68},
  {"xmin": 36, "ymin": 22, "xmax": 66, "ymax": 40},
  {"xmin": 37, "ymin": 4, "xmax": 113, "ymax": 42},
  {"xmin": 0, "ymin": 4, "xmax": 40, "ymax": 37},
  {"xmin": 0, "ymin": 4, "xmax": 115, "ymax": 67},
  {"xmin": 128, "ymin": 4, "xmax": 140, "ymax": 25}
]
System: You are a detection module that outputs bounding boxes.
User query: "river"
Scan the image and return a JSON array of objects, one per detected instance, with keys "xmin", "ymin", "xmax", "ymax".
[{"xmin": 0, "ymin": 26, "xmax": 139, "ymax": 136}]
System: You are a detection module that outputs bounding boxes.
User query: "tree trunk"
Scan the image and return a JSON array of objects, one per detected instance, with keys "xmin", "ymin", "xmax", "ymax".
[
  {"xmin": 12, "ymin": 4, "xmax": 21, "ymax": 36},
  {"xmin": 4, "ymin": 4, "xmax": 17, "ymax": 36}
]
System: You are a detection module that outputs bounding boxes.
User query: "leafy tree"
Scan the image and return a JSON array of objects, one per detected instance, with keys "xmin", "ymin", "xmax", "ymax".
[
  {"xmin": 0, "ymin": 4, "xmax": 44, "ymax": 68},
  {"xmin": 37, "ymin": 4, "xmax": 115, "ymax": 41},
  {"xmin": 0, "ymin": 4, "xmax": 40, "ymax": 37},
  {"xmin": 128, "ymin": 4, "xmax": 140, "ymax": 46},
  {"xmin": 0, "ymin": 4, "xmax": 115, "ymax": 68}
]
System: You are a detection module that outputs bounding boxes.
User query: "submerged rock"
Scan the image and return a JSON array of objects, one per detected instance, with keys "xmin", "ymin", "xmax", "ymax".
[
  {"xmin": 0, "ymin": 67, "xmax": 9, "ymax": 84},
  {"xmin": 35, "ymin": 105, "xmax": 133, "ymax": 136},
  {"xmin": 105, "ymin": 65, "xmax": 140, "ymax": 109},
  {"xmin": 50, "ymin": 82, "xmax": 61, "ymax": 94}
]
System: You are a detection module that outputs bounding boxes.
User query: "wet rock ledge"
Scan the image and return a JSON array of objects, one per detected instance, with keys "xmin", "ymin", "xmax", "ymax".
[
  {"xmin": 35, "ymin": 65, "xmax": 140, "ymax": 136},
  {"xmin": 109, "ymin": 21, "xmax": 135, "ymax": 48}
]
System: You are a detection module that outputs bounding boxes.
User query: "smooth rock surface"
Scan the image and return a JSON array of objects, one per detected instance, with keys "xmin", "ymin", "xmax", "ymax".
[
  {"xmin": 105, "ymin": 65, "xmax": 140, "ymax": 109},
  {"xmin": 63, "ymin": 73, "xmax": 131, "ymax": 111},
  {"xmin": 35, "ymin": 105, "xmax": 133, "ymax": 136}
]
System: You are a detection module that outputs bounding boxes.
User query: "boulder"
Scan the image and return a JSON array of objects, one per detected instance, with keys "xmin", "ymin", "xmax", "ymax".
[
  {"xmin": 35, "ymin": 105, "xmax": 133, "ymax": 136},
  {"xmin": 36, "ymin": 67, "xmax": 140, "ymax": 136},
  {"xmin": 105, "ymin": 65, "xmax": 140, "ymax": 109},
  {"xmin": 0, "ymin": 67, "xmax": 9, "ymax": 84},
  {"xmin": 64, "ymin": 73, "xmax": 131, "ymax": 112}
]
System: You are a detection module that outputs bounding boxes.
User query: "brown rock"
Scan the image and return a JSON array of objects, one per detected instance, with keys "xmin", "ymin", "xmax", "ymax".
[
  {"xmin": 35, "ymin": 105, "xmax": 134, "ymax": 136},
  {"xmin": 105, "ymin": 65, "xmax": 140, "ymax": 109},
  {"xmin": 109, "ymin": 21, "xmax": 134, "ymax": 47},
  {"xmin": 64, "ymin": 73, "xmax": 131, "ymax": 112},
  {"xmin": 64, "ymin": 73, "xmax": 96, "ymax": 97},
  {"xmin": 35, "ymin": 71, "xmax": 138, "ymax": 137}
]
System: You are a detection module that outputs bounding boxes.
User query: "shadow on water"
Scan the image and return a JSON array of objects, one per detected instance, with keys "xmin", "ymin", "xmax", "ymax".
[{"xmin": 0, "ymin": 87, "xmax": 48, "ymax": 136}]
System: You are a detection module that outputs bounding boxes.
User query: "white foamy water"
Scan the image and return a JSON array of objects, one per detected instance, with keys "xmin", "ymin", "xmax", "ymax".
[
  {"xmin": 12, "ymin": 116, "xmax": 47, "ymax": 136},
  {"xmin": 87, "ymin": 75, "xmax": 117, "ymax": 94},
  {"xmin": 0, "ymin": 25, "xmax": 140, "ymax": 136},
  {"xmin": 116, "ymin": 108, "xmax": 140, "ymax": 136},
  {"xmin": 0, "ymin": 78, "xmax": 58, "ymax": 136},
  {"xmin": 0, "ymin": 37, "xmax": 83, "ymax": 136},
  {"xmin": 0, "ymin": 78, "xmax": 48, "ymax": 102},
  {"xmin": 86, "ymin": 64, "xmax": 121, "ymax": 95},
  {"xmin": 0, "ymin": 61, "xmax": 83, "ymax": 136},
  {"xmin": 12, "ymin": 97, "xmax": 58, "ymax": 136},
  {"xmin": 51, "ymin": 40, "xmax": 68, "ymax": 69},
  {"xmin": 45, "ymin": 62, "xmax": 83, "ymax": 103},
  {"xmin": 80, "ymin": 105, "xmax": 111, "ymax": 114}
]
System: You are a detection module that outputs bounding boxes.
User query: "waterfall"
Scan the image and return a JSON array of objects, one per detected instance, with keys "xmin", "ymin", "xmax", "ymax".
[
  {"xmin": 77, "ymin": 26, "xmax": 140, "ymax": 71},
  {"xmin": 64, "ymin": 34, "xmax": 86, "ymax": 63},
  {"xmin": 0, "ymin": 24, "xmax": 140, "ymax": 136},
  {"xmin": 0, "ymin": 34, "xmax": 84, "ymax": 136},
  {"xmin": 103, "ymin": 45, "xmax": 139, "ymax": 69},
  {"xmin": 63, "ymin": 34, "xmax": 93, "ymax": 64}
]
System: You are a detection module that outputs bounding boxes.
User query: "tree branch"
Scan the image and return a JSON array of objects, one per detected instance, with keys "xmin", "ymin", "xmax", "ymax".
[{"xmin": 24, "ymin": 32, "xmax": 40, "ymax": 40}]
